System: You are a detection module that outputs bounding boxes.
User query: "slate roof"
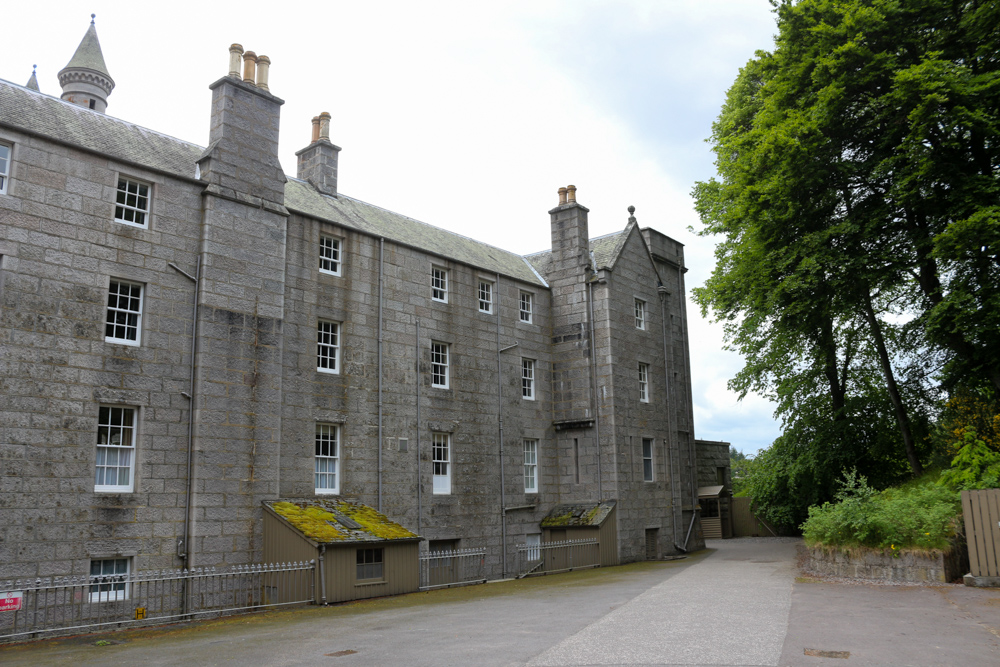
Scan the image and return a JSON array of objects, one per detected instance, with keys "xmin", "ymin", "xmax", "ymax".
[
  {"xmin": 0, "ymin": 80, "xmax": 202, "ymax": 177},
  {"xmin": 61, "ymin": 21, "xmax": 113, "ymax": 81},
  {"xmin": 523, "ymin": 228, "xmax": 630, "ymax": 280},
  {"xmin": 0, "ymin": 78, "xmax": 548, "ymax": 286},
  {"xmin": 540, "ymin": 499, "xmax": 616, "ymax": 528},
  {"xmin": 264, "ymin": 498, "xmax": 420, "ymax": 545},
  {"xmin": 285, "ymin": 179, "xmax": 545, "ymax": 285}
]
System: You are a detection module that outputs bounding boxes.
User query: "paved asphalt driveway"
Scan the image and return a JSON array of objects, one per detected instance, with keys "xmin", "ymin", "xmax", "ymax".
[{"xmin": 2, "ymin": 538, "xmax": 998, "ymax": 666}]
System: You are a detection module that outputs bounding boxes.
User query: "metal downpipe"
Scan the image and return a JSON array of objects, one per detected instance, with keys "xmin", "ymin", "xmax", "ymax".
[
  {"xmin": 377, "ymin": 238, "xmax": 384, "ymax": 512},
  {"xmin": 495, "ymin": 273, "xmax": 507, "ymax": 578},
  {"xmin": 319, "ymin": 545, "xmax": 328, "ymax": 605},
  {"xmin": 659, "ymin": 289, "xmax": 684, "ymax": 552},
  {"xmin": 587, "ymin": 279, "xmax": 603, "ymax": 501},
  {"xmin": 168, "ymin": 256, "xmax": 200, "ymax": 615},
  {"xmin": 416, "ymin": 318, "xmax": 422, "ymax": 536}
]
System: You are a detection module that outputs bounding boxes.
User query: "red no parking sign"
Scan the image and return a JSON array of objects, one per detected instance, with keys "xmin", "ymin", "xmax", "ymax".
[{"xmin": 0, "ymin": 591, "xmax": 23, "ymax": 612}]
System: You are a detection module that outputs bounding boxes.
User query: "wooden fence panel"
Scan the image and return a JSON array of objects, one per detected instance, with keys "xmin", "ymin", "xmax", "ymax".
[
  {"xmin": 962, "ymin": 489, "xmax": 1000, "ymax": 578},
  {"xmin": 730, "ymin": 497, "xmax": 777, "ymax": 537}
]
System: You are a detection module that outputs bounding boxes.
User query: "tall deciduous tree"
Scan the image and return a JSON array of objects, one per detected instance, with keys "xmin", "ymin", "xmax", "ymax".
[{"xmin": 695, "ymin": 0, "xmax": 999, "ymax": 507}]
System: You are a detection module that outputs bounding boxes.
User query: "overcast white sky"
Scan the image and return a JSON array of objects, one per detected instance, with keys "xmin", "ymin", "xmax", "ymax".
[{"xmin": 6, "ymin": 1, "xmax": 782, "ymax": 454}]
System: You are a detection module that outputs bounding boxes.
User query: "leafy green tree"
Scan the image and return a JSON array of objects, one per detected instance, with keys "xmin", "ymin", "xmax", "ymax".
[{"xmin": 694, "ymin": 0, "xmax": 1000, "ymax": 516}]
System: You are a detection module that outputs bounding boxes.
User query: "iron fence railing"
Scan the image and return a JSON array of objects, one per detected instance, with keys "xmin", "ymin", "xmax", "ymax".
[
  {"xmin": 419, "ymin": 548, "xmax": 487, "ymax": 589},
  {"xmin": 516, "ymin": 538, "xmax": 599, "ymax": 578},
  {"xmin": 0, "ymin": 560, "xmax": 315, "ymax": 642}
]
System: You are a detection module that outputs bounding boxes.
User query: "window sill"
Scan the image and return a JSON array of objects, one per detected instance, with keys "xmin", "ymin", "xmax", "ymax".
[
  {"xmin": 354, "ymin": 580, "xmax": 386, "ymax": 587},
  {"xmin": 105, "ymin": 338, "xmax": 141, "ymax": 347}
]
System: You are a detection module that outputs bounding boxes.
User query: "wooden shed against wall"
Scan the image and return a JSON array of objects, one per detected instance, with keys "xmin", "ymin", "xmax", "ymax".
[
  {"xmin": 540, "ymin": 500, "xmax": 619, "ymax": 567},
  {"xmin": 698, "ymin": 486, "xmax": 732, "ymax": 539},
  {"xmin": 263, "ymin": 499, "xmax": 422, "ymax": 605}
]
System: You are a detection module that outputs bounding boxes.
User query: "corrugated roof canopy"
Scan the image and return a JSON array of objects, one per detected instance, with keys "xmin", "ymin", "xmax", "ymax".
[{"xmin": 698, "ymin": 485, "xmax": 725, "ymax": 498}]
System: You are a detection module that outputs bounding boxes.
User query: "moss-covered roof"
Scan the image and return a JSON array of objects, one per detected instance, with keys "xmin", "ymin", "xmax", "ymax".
[
  {"xmin": 540, "ymin": 500, "xmax": 616, "ymax": 528},
  {"xmin": 265, "ymin": 498, "xmax": 419, "ymax": 545}
]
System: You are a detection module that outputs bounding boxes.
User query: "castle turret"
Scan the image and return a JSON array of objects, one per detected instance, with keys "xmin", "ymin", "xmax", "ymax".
[{"xmin": 58, "ymin": 15, "xmax": 114, "ymax": 113}]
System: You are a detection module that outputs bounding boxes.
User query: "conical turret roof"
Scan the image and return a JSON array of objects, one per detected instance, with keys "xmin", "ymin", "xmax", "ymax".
[
  {"xmin": 60, "ymin": 17, "xmax": 112, "ymax": 82},
  {"xmin": 26, "ymin": 66, "xmax": 39, "ymax": 92}
]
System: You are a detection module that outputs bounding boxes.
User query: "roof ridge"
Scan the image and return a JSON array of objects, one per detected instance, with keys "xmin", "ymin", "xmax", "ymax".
[
  {"xmin": 0, "ymin": 78, "xmax": 205, "ymax": 152},
  {"xmin": 306, "ymin": 185, "xmax": 533, "ymax": 262}
]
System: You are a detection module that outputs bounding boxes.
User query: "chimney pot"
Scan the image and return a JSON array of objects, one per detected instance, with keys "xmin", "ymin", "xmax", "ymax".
[
  {"xmin": 256, "ymin": 55, "xmax": 271, "ymax": 90},
  {"xmin": 567, "ymin": 185, "xmax": 577, "ymax": 203},
  {"xmin": 311, "ymin": 116, "xmax": 321, "ymax": 143},
  {"xmin": 318, "ymin": 112, "xmax": 332, "ymax": 142},
  {"xmin": 242, "ymin": 51, "xmax": 258, "ymax": 84},
  {"xmin": 228, "ymin": 44, "xmax": 244, "ymax": 78},
  {"xmin": 558, "ymin": 187, "xmax": 568, "ymax": 206}
]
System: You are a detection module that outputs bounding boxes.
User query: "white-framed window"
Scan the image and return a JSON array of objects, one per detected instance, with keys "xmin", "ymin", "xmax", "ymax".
[
  {"xmin": 114, "ymin": 177, "xmax": 150, "ymax": 228},
  {"xmin": 523, "ymin": 439, "xmax": 538, "ymax": 493},
  {"xmin": 105, "ymin": 280, "xmax": 143, "ymax": 345},
  {"xmin": 317, "ymin": 320, "xmax": 340, "ymax": 374},
  {"xmin": 319, "ymin": 235, "xmax": 342, "ymax": 276},
  {"xmin": 519, "ymin": 291, "xmax": 533, "ymax": 323},
  {"xmin": 356, "ymin": 548, "xmax": 383, "ymax": 581},
  {"xmin": 431, "ymin": 341, "xmax": 449, "ymax": 388},
  {"xmin": 90, "ymin": 557, "xmax": 130, "ymax": 602},
  {"xmin": 0, "ymin": 141, "xmax": 10, "ymax": 195},
  {"xmin": 634, "ymin": 298, "xmax": 646, "ymax": 330},
  {"xmin": 431, "ymin": 265, "xmax": 449, "ymax": 302},
  {"xmin": 95, "ymin": 406, "xmax": 136, "ymax": 493},
  {"xmin": 315, "ymin": 423, "xmax": 339, "ymax": 494},
  {"xmin": 638, "ymin": 363, "xmax": 650, "ymax": 403},
  {"xmin": 432, "ymin": 432, "xmax": 451, "ymax": 494},
  {"xmin": 642, "ymin": 437, "xmax": 654, "ymax": 482},
  {"xmin": 478, "ymin": 279, "xmax": 493, "ymax": 313},
  {"xmin": 521, "ymin": 358, "xmax": 535, "ymax": 400}
]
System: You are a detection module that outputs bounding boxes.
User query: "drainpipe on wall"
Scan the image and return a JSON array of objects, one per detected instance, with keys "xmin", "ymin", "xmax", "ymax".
[
  {"xmin": 169, "ymin": 256, "xmax": 200, "ymax": 614},
  {"xmin": 318, "ymin": 545, "xmax": 328, "ymax": 605},
  {"xmin": 495, "ymin": 273, "xmax": 518, "ymax": 578},
  {"xmin": 377, "ymin": 238, "xmax": 384, "ymax": 512},
  {"xmin": 659, "ymin": 287, "xmax": 684, "ymax": 552},
  {"xmin": 587, "ymin": 278, "xmax": 603, "ymax": 501},
  {"xmin": 677, "ymin": 265, "xmax": 699, "ymax": 551},
  {"xmin": 415, "ymin": 318, "xmax": 422, "ymax": 537}
]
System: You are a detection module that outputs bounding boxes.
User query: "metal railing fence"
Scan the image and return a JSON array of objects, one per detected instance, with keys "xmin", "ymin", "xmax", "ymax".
[
  {"xmin": 419, "ymin": 548, "xmax": 487, "ymax": 589},
  {"xmin": 0, "ymin": 560, "xmax": 315, "ymax": 642},
  {"xmin": 516, "ymin": 538, "xmax": 599, "ymax": 578}
]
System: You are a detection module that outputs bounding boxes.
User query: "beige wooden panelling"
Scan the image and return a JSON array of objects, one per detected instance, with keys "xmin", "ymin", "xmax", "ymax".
[
  {"xmin": 962, "ymin": 489, "xmax": 1000, "ymax": 578},
  {"xmin": 731, "ymin": 497, "xmax": 776, "ymax": 537},
  {"xmin": 324, "ymin": 541, "xmax": 420, "ymax": 603},
  {"xmin": 263, "ymin": 510, "xmax": 322, "ymax": 600},
  {"xmin": 598, "ymin": 506, "xmax": 619, "ymax": 566},
  {"xmin": 702, "ymin": 517, "xmax": 722, "ymax": 539}
]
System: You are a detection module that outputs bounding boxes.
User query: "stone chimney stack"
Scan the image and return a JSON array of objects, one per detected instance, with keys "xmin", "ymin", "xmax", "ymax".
[
  {"xmin": 296, "ymin": 111, "xmax": 341, "ymax": 197},
  {"xmin": 549, "ymin": 184, "xmax": 591, "ymax": 280},
  {"xmin": 198, "ymin": 44, "xmax": 285, "ymax": 206},
  {"xmin": 547, "ymin": 185, "xmax": 599, "ymax": 499}
]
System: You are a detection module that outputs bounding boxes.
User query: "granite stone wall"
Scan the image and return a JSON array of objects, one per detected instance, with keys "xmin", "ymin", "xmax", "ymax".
[{"xmin": 0, "ymin": 77, "xmax": 702, "ymax": 583}]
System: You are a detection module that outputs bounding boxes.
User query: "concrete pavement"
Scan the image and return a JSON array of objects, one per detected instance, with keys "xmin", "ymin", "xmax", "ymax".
[{"xmin": 1, "ymin": 538, "xmax": 998, "ymax": 666}]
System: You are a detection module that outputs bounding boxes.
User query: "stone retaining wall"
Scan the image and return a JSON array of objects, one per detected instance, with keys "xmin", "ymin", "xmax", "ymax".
[{"xmin": 805, "ymin": 545, "xmax": 967, "ymax": 583}]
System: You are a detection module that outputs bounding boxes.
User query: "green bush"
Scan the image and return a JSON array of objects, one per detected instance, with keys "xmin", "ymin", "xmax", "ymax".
[
  {"xmin": 937, "ymin": 429, "xmax": 1000, "ymax": 491},
  {"xmin": 801, "ymin": 470, "xmax": 961, "ymax": 551}
]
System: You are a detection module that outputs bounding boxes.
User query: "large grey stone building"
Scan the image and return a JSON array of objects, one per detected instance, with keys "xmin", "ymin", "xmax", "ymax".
[{"xmin": 0, "ymin": 22, "xmax": 706, "ymax": 583}]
